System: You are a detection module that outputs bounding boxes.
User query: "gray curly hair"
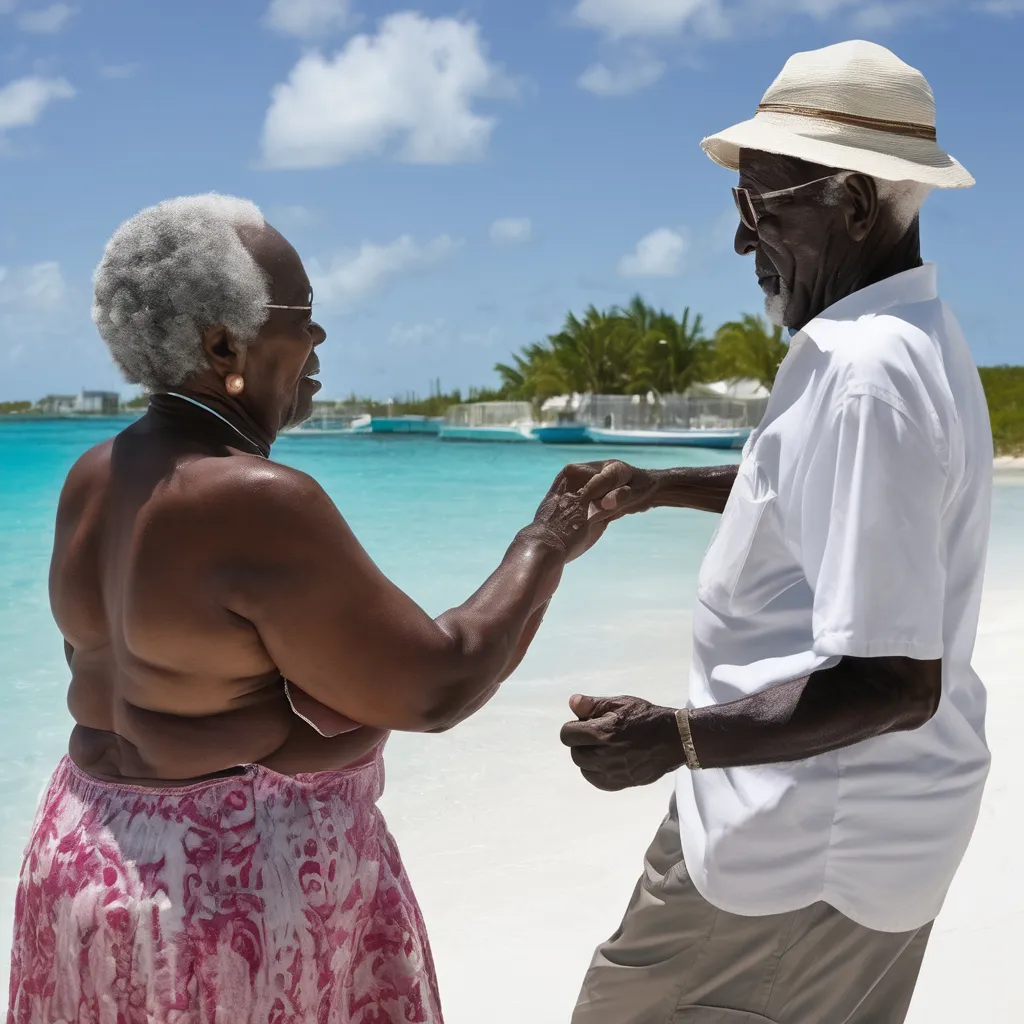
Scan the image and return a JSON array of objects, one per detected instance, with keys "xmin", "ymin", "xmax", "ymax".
[{"xmin": 93, "ymin": 194, "xmax": 271, "ymax": 390}]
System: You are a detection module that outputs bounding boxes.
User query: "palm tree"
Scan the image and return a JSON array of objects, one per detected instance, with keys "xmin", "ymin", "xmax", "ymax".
[
  {"xmin": 618, "ymin": 294, "xmax": 658, "ymax": 340},
  {"xmin": 712, "ymin": 315, "xmax": 788, "ymax": 392},
  {"xmin": 498, "ymin": 307, "xmax": 640, "ymax": 400},
  {"xmin": 630, "ymin": 306, "xmax": 709, "ymax": 396},
  {"xmin": 549, "ymin": 306, "xmax": 638, "ymax": 394}
]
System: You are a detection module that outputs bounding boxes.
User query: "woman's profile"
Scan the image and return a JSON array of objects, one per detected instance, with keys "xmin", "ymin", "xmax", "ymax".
[{"xmin": 6, "ymin": 195, "xmax": 609, "ymax": 1023}]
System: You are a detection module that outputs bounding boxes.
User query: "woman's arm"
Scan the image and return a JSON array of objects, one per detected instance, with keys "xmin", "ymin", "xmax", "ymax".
[{"xmin": 218, "ymin": 464, "xmax": 598, "ymax": 734}]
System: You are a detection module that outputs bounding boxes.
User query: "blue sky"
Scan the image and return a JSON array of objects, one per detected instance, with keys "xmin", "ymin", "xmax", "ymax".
[{"xmin": 1, "ymin": 0, "xmax": 1022, "ymax": 402}]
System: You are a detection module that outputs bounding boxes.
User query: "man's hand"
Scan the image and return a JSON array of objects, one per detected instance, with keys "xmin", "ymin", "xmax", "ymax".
[
  {"xmin": 554, "ymin": 461, "xmax": 661, "ymax": 524},
  {"xmin": 560, "ymin": 694, "xmax": 686, "ymax": 792}
]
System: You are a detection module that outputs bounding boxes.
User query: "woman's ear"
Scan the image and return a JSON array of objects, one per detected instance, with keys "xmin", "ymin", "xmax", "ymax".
[{"xmin": 201, "ymin": 325, "xmax": 247, "ymax": 377}]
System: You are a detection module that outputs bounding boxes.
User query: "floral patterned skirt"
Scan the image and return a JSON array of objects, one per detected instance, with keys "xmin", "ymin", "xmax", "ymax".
[{"xmin": 7, "ymin": 751, "xmax": 442, "ymax": 1024}]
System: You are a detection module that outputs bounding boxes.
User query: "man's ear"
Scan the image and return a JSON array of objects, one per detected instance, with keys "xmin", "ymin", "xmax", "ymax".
[
  {"xmin": 201, "ymin": 325, "xmax": 247, "ymax": 378},
  {"xmin": 842, "ymin": 173, "xmax": 880, "ymax": 243}
]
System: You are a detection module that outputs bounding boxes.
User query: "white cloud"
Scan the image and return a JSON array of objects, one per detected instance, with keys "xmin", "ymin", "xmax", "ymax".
[
  {"xmin": 265, "ymin": 0, "xmax": 350, "ymax": 38},
  {"xmin": 570, "ymin": 2, "xmax": 987, "ymax": 96},
  {"xmin": 0, "ymin": 262, "xmax": 70, "ymax": 346},
  {"xmin": 261, "ymin": 13, "xmax": 516, "ymax": 168},
  {"xmin": 572, "ymin": 0, "xmax": 729, "ymax": 39},
  {"xmin": 850, "ymin": 3, "xmax": 900, "ymax": 27},
  {"xmin": 579, "ymin": 51, "xmax": 666, "ymax": 95},
  {"xmin": 490, "ymin": 217, "xmax": 532, "ymax": 245},
  {"xmin": 310, "ymin": 234, "xmax": 460, "ymax": 310},
  {"xmin": 570, "ymin": 0, "xmax": 957, "ymax": 40},
  {"xmin": 850, "ymin": 0, "xmax": 934, "ymax": 28},
  {"xmin": 618, "ymin": 228, "xmax": 688, "ymax": 277},
  {"xmin": 0, "ymin": 75, "xmax": 75, "ymax": 133},
  {"xmin": 18, "ymin": 3, "xmax": 76, "ymax": 34},
  {"xmin": 99, "ymin": 63, "xmax": 141, "ymax": 80}
]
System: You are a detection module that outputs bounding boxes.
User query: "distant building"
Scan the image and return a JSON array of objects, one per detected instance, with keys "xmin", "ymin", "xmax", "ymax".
[
  {"xmin": 35, "ymin": 394, "xmax": 78, "ymax": 414},
  {"xmin": 75, "ymin": 390, "xmax": 121, "ymax": 414},
  {"xmin": 34, "ymin": 391, "xmax": 122, "ymax": 415}
]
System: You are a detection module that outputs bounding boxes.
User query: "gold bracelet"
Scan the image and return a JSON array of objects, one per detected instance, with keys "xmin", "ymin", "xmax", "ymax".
[{"xmin": 675, "ymin": 708, "xmax": 701, "ymax": 771}]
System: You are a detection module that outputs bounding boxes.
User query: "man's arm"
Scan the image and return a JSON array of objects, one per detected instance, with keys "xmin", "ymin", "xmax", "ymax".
[
  {"xmin": 564, "ymin": 392, "xmax": 949, "ymax": 790},
  {"xmin": 648, "ymin": 464, "xmax": 738, "ymax": 515},
  {"xmin": 561, "ymin": 655, "xmax": 941, "ymax": 790},
  {"xmin": 574, "ymin": 461, "xmax": 738, "ymax": 519},
  {"xmin": 688, "ymin": 655, "xmax": 941, "ymax": 769}
]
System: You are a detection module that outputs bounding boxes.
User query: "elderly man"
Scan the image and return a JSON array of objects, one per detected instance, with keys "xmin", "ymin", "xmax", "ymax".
[{"xmin": 562, "ymin": 41, "xmax": 992, "ymax": 1023}]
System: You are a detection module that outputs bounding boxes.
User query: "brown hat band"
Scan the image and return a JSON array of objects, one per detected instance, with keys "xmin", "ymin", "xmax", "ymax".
[{"xmin": 756, "ymin": 102, "xmax": 938, "ymax": 142}]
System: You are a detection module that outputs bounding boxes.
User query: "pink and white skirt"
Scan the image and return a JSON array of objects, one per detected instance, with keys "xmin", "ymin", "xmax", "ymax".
[{"xmin": 7, "ymin": 750, "xmax": 442, "ymax": 1024}]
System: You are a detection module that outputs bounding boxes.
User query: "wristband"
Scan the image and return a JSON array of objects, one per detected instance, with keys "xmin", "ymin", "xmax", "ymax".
[{"xmin": 675, "ymin": 707, "xmax": 701, "ymax": 771}]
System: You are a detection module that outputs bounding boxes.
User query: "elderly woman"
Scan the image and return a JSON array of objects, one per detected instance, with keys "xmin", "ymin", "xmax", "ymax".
[{"xmin": 7, "ymin": 195, "xmax": 606, "ymax": 1024}]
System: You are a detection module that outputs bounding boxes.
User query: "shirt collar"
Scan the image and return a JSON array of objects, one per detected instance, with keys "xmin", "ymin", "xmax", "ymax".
[{"xmin": 791, "ymin": 264, "xmax": 938, "ymax": 352}]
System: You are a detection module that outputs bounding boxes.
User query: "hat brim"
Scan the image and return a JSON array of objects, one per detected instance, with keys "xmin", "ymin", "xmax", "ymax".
[{"xmin": 701, "ymin": 111, "xmax": 974, "ymax": 189}]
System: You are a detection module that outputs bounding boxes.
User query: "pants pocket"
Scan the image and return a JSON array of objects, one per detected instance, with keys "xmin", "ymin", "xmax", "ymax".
[{"xmin": 675, "ymin": 1008, "xmax": 776, "ymax": 1023}]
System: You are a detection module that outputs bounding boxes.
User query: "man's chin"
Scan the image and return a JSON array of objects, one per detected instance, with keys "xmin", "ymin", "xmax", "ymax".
[{"xmin": 764, "ymin": 293, "xmax": 787, "ymax": 328}]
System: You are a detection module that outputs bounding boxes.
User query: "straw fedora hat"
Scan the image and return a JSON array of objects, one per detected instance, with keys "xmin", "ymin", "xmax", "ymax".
[{"xmin": 701, "ymin": 40, "xmax": 973, "ymax": 189}]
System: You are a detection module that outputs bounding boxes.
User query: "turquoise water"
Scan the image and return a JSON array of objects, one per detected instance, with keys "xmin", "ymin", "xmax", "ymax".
[
  {"xmin": 1, "ymin": 417, "xmax": 1022, "ymax": 956},
  {"xmin": 0, "ymin": 419, "xmax": 734, "ymax": 879}
]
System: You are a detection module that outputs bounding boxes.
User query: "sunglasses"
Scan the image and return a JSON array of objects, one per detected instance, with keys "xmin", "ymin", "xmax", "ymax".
[{"xmin": 732, "ymin": 173, "xmax": 844, "ymax": 232}]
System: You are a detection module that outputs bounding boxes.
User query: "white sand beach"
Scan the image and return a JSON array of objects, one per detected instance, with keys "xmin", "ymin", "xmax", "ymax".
[
  {"xmin": 380, "ymin": 586, "xmax": 1023, "ymax": 1023},
  {"xmin": 0, "ymin": 570, "xmax": 1019, "ymax": 1019},
  {"xmin": 1, "ymin": 455, "xmax": 1020, "ymax": 1018}
]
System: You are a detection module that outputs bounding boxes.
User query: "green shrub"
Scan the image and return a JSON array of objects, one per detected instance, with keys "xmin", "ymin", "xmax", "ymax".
[{"xmin": 978, "ymin": 366, "xmax": 1024, "ymax": 456}]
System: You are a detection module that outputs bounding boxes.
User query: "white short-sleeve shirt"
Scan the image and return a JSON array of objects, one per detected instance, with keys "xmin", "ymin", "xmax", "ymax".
[{"xmin": 676, "ymin": 265, "xmax": 993, "ymax": 933}]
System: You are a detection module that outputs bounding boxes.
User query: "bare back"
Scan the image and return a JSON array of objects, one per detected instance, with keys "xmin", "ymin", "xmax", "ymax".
[{"xmin": 53, "ymin": 418, "xmax": 384, "ymax": 784}]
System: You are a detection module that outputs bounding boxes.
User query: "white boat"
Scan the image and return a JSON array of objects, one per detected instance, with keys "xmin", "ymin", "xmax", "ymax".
[
  {"xmin": 284, "ymin": 413, "xmax": 372, "ymax": 435},
  {"xmin": 440, "ymin": 401, "xmax": 537, "ymax": 443},
  {"xmin": 438, "ymin": 423, "xmax": 536, "ymax": 443},
  {"xmin": 586, "ymin": 426, "xmax": 749, "ymax": 450}
]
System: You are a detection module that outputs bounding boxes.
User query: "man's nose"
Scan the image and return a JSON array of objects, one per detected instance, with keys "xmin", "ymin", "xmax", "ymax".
[
  {"xmin": 735, "ymin": 219, "xmax": 757, "ymax": 256},
  {"xmin": 311, "ymin": 322, "xmax": 327, "ymax": 345}
]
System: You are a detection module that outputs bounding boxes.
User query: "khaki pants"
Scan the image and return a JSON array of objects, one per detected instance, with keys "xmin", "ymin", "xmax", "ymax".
[{"xmin": 573, "ymin": 799, "xmax": 932, "ymax": 1024}]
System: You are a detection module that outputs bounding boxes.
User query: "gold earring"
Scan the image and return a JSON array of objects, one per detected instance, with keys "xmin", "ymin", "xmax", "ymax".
[{"xmin": 226, "ymin": 374, "xmax": 245, "ymax": 396}]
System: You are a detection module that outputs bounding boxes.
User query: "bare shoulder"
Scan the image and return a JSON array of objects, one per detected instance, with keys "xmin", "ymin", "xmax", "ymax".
[
  {"xmin": 175, "ymin": 454, "xmax": 343, "ymax": 542},
  {"xmin": 185, "ymin": 454, "xmax": 331, "ymax": 509},
  {"xmin": 57, "ymin": 440, "xmax": 114, "ymax": 514},
  {"xmin": 65, "ymin": 438, "xmax": 115, "ymax": 483}
]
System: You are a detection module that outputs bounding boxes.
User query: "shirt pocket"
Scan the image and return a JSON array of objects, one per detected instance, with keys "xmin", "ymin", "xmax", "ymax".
[{"xmin": 696, "ymin": 460, "xmax": 789, "ymax": 618}]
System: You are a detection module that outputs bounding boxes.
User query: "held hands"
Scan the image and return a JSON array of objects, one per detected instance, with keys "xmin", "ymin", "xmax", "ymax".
[
  {"xmin": 564, "ymin": 461, "xmax": 661, "ymax": 524},
  {"xmin": 560, "ymin": 695, "xmax": 686, "ymax": 792},
  {"xmin": 530, "ymin": 461, "xmax": 661, "ymax": 563}
]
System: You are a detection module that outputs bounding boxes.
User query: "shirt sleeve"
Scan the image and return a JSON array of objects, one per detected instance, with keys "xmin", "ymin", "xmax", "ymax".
[{"xmin": 797, "ymin": 388, "xmax": 948, "ymax": 661}]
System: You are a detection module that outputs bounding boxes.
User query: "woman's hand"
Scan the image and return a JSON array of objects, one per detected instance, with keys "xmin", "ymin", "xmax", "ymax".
[
  {"xmin": 528, "ymin": 472, "xmax": 603, "ymax": 563},
  {"xmin": 531, "ymin": 461, "xmax": 661, "ymax": 562}
]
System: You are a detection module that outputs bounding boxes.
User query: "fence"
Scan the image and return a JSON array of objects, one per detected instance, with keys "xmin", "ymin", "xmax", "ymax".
[
  {"xmin": 444, "ymin": 401, "xmax": 534, "ymax": 427},
  {"xmin": 576, "ymin": 393, "xmax": 768, "ymax": 430}
]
